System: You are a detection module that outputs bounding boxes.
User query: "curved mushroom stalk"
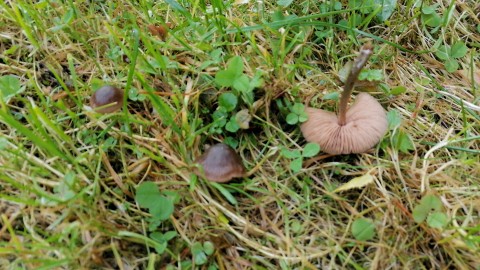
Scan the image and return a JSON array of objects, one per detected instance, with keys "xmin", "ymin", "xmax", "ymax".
[
  {"xmin": 194, "ymin": 143, "xmax": 246, "ymax": 183},
  {"xmin": 301, "ymin": 93, "xmax": 387, "ymax": 154}
]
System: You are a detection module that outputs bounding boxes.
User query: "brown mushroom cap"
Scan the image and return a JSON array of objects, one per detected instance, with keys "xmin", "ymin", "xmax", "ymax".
[
  {"xmin": 90, "ymin": 85, "xmax": 124, "ymax": 114},
  {"xmin": 194, "ymin": 143, "xmax": 246, "ymax": 183},
  {"xmin": 301, "ymin": 93, "xmax": 388, "ymax": 155}
]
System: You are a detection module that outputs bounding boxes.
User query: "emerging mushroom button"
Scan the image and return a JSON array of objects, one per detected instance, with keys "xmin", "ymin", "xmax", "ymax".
[
  {"xmin": 194, "ymin": 143, "xmax": 246, "ymax": 183},
  {"xmin": 90, "ymin": 85, "xmax": 124, "ymax": 114},
  {"xmin": 300, "ymin": 44, "xmax": 388, "ymax": 155}
]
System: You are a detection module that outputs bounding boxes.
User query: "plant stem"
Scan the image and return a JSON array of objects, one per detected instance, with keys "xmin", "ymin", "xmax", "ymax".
[{"xmin": 338, "ymin": 43, "xmax": 373, "ymax": 125}]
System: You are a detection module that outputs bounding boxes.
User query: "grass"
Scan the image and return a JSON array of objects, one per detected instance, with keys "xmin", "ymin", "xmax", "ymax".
[{"xmin": 0, "ymin": 0, "xmax": 479, "ymax": 269}]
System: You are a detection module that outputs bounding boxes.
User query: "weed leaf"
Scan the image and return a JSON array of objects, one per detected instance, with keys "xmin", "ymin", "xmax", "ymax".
[
  {"xmin": 334, "ymin": 173, "xmax": 374, "ymax": 193},
  {"xmin": 218, "ymin": 92, "xmax": 238, "ymax": 112},
  {"xmin": 149, "ymin": 196, "xmax": 174, "ymax": 221},
  {"xmin": 435, "ymin": 45, "xmax": 450, "ymax": 61},
  {"xmin": 352, "ymin": 218, "xmax": 375, "ymax": 241},
  {"xmin": 374, "ymin": 0, "xmax": 397, "ymax": 22},
  {"xmin": 135, "ymin": 182, "xmax": 161, "ymax": 209},
  {"xmin": 426, "ymin": 212, "xmax": 448, "ymax": 229},
  {"xmin": 450, "ymin": 42, "xmax": 467, "ymax": 58},
  {"xmin": 412, "ymin": 194, "xmax": 442, "ymax": 223},
  {"xmin": 215, "ymin": 69, "xmax": 236, "ymax": 87},
  {"xmin": 445, "ymin": 59, "xmax": 459, "ymax": 73},
  {"xmin": 303, "ymin": 143, "xmax": 320, "ymax": 158},
  {"xmin": 277, "ymin": 0, "xmax": 293, "ymax": 7},
  {"xmin": 0, "ymin": 75, "xmax": 25, "ymax": 102}
]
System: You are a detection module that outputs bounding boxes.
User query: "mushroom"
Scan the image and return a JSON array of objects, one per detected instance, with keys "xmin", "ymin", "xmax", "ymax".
[
  {"xmin": 194, "ymin": 143, "xmax": 246, "ymax": 183},
  {"xmin": 300, "ymin": 44, "xmax": 388, "ymax": 155},
  {"xmin": 90, "ymin": 85, "xmax": 124, "ymax": 113}
]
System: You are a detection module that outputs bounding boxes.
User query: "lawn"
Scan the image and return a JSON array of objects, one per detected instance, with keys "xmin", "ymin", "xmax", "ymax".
[{"xmin": 0, "ymin": 0, "xmax": 479, "ymax": 269}]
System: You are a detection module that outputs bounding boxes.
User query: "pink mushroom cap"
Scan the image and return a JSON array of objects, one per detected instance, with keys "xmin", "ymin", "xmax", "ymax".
[{"xmin": 301, "ymin": 93, "xmax": 388, "ymax": 154}]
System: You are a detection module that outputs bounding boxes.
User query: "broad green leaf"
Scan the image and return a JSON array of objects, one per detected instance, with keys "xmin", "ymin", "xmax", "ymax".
[
  {"xmin": 323, "ymin": 92, "xmax": 340, "ymax": 100},
  {"xmin": 435, "ymin": 45, "xmax": 450, "ymax": 61},
  {"xmin": 0, "ymin": 75, "xmax": 25, "ymax": 102},
  {"xmin": 149, "ymin": 232, "xmax": 169, "ymax": 254},
  {"xmin": 298, "ymin": 112, "xmax": 308, "ymax": 123},
  {"xmin": 413, "ymin": 194, "xmax": 442, "ymax": 223},
  {"xmin": 386, "ymin": 109, "xmax": 402, "ymax": 130},
  {"xmin": 351, "ymin": 218, "xmax": 375, "ymax": 241},
  {"xmin": 374, "ymin": 0, "xmax": 397, "ymax": 22},
  {"xmin": 135, "ymin": 182, "xmax": 161, "ymax": 209},
  {"xmin": 445, "ymin": 59, "xmax": 459, "ymax": 73},
  {"xmin": 225, "ymin": 116, "xmax": 240, "ymax": 132},
  {"xmin": 203, "ymin": 241, "xmax": 215, "ymax": 255},
  {"xmin": 281, "ymin": 148, "xmax": 302, "ymax": 159},
  {"xmin": 223, "ymin": 137, "xmax": 238, "ymax": 148},
  {"xmin": 215, "ymin": 69, "xmax": 236, "ymax": 87},
  {"xmin": 334, "ymin": 1, "xmax": 342, "ymax": 10},
  {"xmin": 191, "ymin": 242, "xmax": 203, "ymax": 255},
  {"xmin": 422, "ymin": 13, "xmax": 442, "ymax": 27},
  {"xmin": 334, "ymin": 174, "xmax": 374, "ymax": 193},
  {"xmin": 390, "ymin": 86, "xmax": 406, "ymax": 95},
  {"xmin": 227, "ymin": 56, "xmax": 244, "ymax": 78},
  {"xmin": 233, "ymin": 74, "xmax": 250, "ymax": 93},
  {"xmin": 0, "ymin": 137, "xmax": 8, "ymax": 150},
  {"xmin": 150, "ymin": 231, "xmax": 177, "ymax": 243},
  {"xmin": 450, "ymin": 42, "xmax": 467, "ymax": 58},
  {"xmin": 194, "ymin": 252, "xmax": 208, "ymax": 265},
  {"xmin": 149, "ymin": 195, "xmax": 174, "ymax": 221},
  {"xmin": 421, "ymin": 4, "xmax": 438, "ymax": 15},
  {"xmin": 358, "ymin": 69, "xmax": 383, "ymax": 81},
  {"xmin": 165, "ymin": 0, "xmax": 187, "ymax": 12},
  {"xmin": 303, "ymin": 143, "xmax": 320, "ymax": 158},
  {"xmin": 426, "ymin": 212, "xmax": 448, "ymax": 229},
  {"xmin": 277, "ymin": 0, "xmax": 293, "ymax": 7},
  {"xmin": 392, "ymin": 130, "xmax": 414, "ymax": 153},
  {"xmin": 291, "ymin": 103, "xmax": 305, "ymax": 115},
  {"xmin": 286, "ymin": 113, "xmax": 299, "ymax": 125},
  {"xmin": 250, "ymin": 70, "xmax": 264, "ymax": 88},
  {"xmin": 218, "ymin": 92, "xmax": 237, "ymax": 112},
  {"xmin": 290, "ymin": 157, "xmax": 303, "ymax": 173}
]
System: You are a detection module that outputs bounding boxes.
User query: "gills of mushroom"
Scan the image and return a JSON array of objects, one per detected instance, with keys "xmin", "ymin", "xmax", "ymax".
[
  {"xmin": 194, "ymin": 143, "xmax": 246, "ymax": 183},
  {"xmin": 300, "ymin": 44, "xmax": 388, "ymax": 155},
  {"xmin": 301, "ymin": 93, "xmax": 387, "ymax": 154}
]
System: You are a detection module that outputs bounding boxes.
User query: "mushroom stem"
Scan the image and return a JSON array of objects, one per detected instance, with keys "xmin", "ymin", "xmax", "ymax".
[{"xmin": 337, "ymin": 43, "xmax": 374, "ymax": 126}]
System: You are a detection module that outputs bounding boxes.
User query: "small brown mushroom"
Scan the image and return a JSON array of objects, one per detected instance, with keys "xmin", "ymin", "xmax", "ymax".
[
  {"xmin": 300, "ymin": 44, "xmax": 388, "ymax": 155},
  {"xmin": 90, "ymin": 85, "xmax": 124, "ymax": 114},
  {"xmin": 194, "ymin": 143, "xmax": 246, "ymax": 183}
]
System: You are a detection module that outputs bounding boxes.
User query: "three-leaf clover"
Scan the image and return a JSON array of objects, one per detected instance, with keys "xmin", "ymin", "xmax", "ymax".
[
  {"xmin": 435, "ymin": 41, "xmax": 468, "ymax": 72},
  {"xmin": 191, "ymin": 241, "xmax": 215, "ymax": 265},
  {"xmin": 135, "ymin": 182, "xmax": 175, "ymax": 230},
  {"xmin": 412, "ymin": 194, "xmax": 449, "ymax": 229},
  {"xmin": 215, "ymin": 56, "xmax": 263, "ymax": 105},
  {"xmin": 281, "ymin": 143, "xmax": 320, "ymax": 173},
  {"xmin": 286, "ymin": 103, "xmax": 308, "ymax": 125}
]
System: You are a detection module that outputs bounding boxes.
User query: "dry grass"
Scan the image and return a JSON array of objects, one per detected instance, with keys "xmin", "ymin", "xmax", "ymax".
[{"xmin": 0, "ymin": 0, "xmax": 479, "ymax": 269}]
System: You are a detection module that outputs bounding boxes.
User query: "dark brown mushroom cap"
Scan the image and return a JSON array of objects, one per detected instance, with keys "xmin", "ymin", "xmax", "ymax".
[
  {"xmin": 301, "ymin": 93, "xmax": 388, "ymax": 154},
  {"xmin": 194, "ymin": 143, "xmax": 246, "ymax": 183},
  {"xmin": 90, "ymin": 85, "xmax": 124, "ymax": 114}
]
